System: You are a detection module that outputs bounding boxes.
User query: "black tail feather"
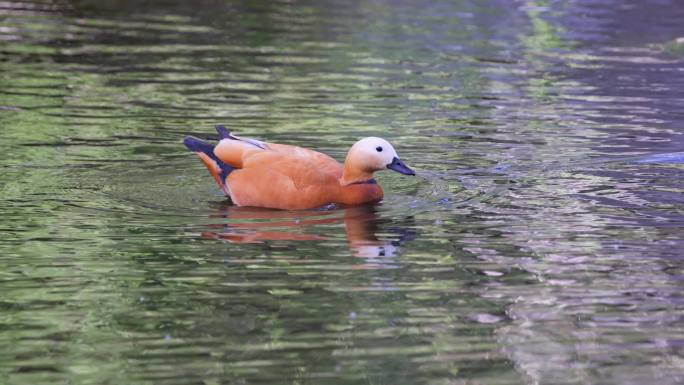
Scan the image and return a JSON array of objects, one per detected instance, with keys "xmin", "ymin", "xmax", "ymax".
[
  {"xmin": 215, "ymin": 125, "xmax": 236, "ymax": 140},
  {"xmin": 183, "ymin": 136, "xmax": 235, "ymax": 180},
  {"xmin": 184, "ymin": 136, "xmax": 214, "ymax": 154}
]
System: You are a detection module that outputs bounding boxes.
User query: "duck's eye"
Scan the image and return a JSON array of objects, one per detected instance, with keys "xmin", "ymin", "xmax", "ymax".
[{"xmin": 376, "ymin": 146, "xmax": 383, "ymax": 152}]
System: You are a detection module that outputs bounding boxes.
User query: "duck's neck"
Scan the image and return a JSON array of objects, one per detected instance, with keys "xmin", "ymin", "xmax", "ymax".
[{"xmin": 340, "ymin": 160, "xmax": 375, "ymax": 186}]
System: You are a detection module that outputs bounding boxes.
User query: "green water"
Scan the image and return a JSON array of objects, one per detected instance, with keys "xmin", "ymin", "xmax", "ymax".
[{"xmin": 2, "ymin": 1, "xmax": 684, "ymax": 384}]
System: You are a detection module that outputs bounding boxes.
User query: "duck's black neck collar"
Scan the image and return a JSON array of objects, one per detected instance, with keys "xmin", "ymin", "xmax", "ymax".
[{"xmin": 348, "ymin": 178, "xmax": 377, "ymax": 186}]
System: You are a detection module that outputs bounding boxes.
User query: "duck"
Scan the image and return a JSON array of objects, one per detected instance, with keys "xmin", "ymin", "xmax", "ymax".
[{"xmin": 183, "ymin": 125, "xmax": 415, "ymax": 210}]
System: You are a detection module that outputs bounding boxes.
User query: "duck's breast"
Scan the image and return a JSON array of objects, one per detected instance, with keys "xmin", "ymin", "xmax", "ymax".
[{"xmin": 337, "ymin": 182, "xmax": 384, "ymax": 206}]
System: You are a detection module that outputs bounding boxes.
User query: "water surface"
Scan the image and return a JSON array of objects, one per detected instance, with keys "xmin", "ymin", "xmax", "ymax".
[{"xmin": 2, "ymin": 1, "xmax": 684, "ymax": 384}]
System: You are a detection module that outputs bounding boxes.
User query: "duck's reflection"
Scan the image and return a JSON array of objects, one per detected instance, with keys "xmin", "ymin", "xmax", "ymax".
[{"xmin": 202, "ymin": 203, "xmax": 414, "ymax": 266}]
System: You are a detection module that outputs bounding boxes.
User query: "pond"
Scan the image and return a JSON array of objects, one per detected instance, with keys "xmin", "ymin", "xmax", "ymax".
[{"xmin": 1, "ymin": 1, "xmax": 684, "ymax": 384}]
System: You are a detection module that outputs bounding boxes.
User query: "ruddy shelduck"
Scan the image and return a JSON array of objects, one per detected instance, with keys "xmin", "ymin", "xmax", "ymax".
[{"xmin": 184, "ymin": 125, "xmax": 415, "ymax": 210}]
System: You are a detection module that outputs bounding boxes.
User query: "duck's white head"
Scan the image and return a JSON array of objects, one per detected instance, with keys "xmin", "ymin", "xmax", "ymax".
[{"xmin": 342, "ymin": 137, "xmax": 415, "ymax": 184}]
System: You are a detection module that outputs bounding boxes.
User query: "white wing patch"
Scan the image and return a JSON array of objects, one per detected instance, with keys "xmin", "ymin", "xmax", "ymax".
[{"xmin": 231, "ymin": 134, "xmax": 268, "ymax": 150}]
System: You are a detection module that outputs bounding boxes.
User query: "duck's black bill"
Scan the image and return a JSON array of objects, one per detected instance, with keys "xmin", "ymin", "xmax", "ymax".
[{"xmin": 387, "ymin": 157, "xmax": 415, "ymax": 175}]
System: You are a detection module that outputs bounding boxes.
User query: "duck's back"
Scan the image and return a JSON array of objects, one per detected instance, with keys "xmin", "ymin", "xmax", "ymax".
[
  {"xmin": 215, "ymin": 139, "xmax": 342, "ymax": 178},
  {"xmin": 263, "ymin": 143, "xmax": 344, "ymax": 179}
]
